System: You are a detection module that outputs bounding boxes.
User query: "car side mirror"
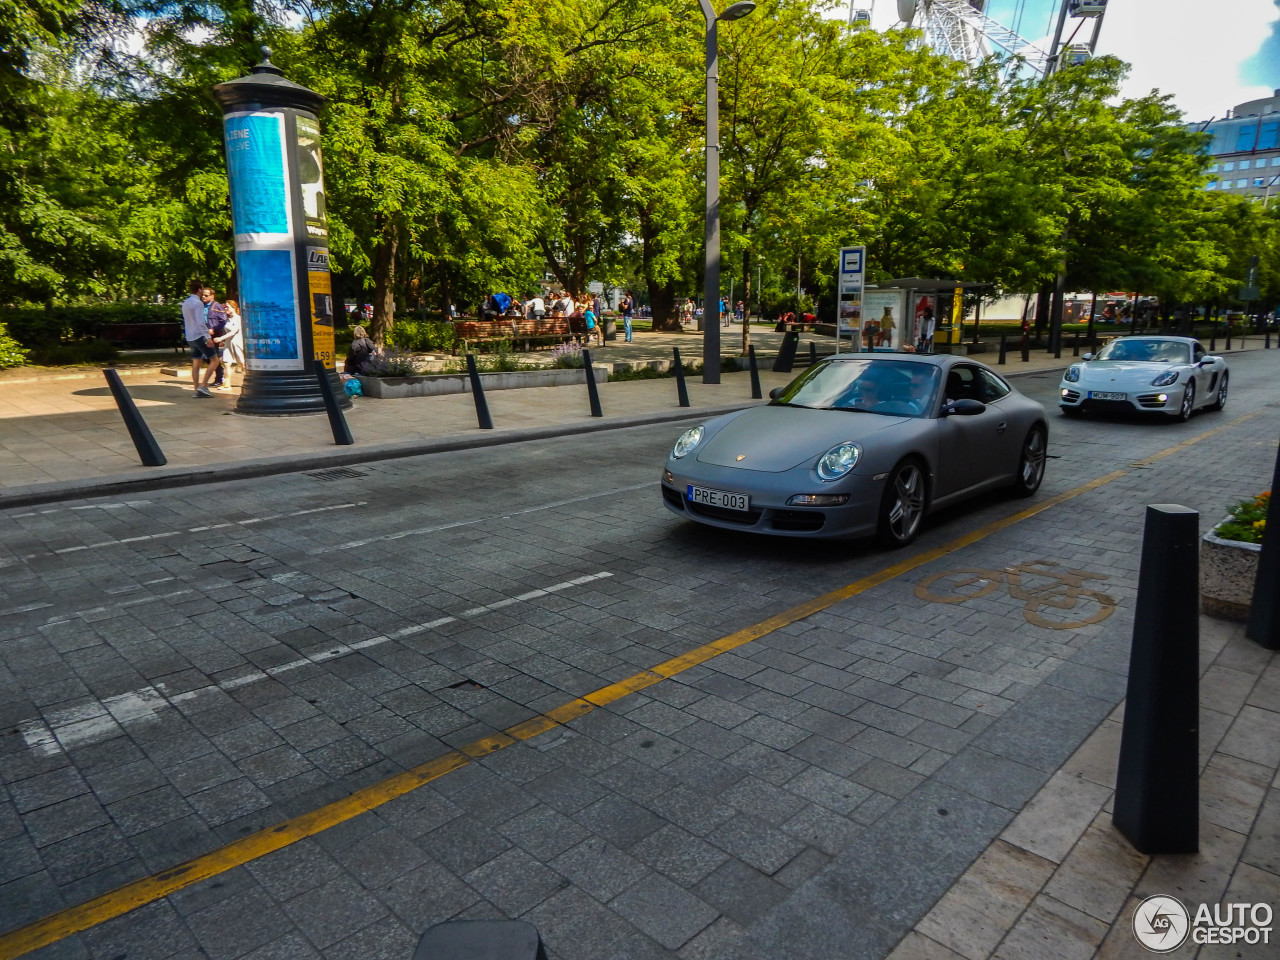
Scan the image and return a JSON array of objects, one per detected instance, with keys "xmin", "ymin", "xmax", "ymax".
[
  {"xmin": 768, "ymin": 387, "xmax": 784, "ymax": 400},
  {"xmin": 1199, "ymin": 356, "xmax": 1219, "ymax": 366},
  {"xmin": 942, "ymin": 398, "xmax": 986, "ymax": 416},
  {"xmin": 1081, "ymin": 353, "xmax": 1094, "ymax": 361}
]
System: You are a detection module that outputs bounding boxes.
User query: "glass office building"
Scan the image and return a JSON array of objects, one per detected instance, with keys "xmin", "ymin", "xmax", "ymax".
[{"xmin": 1192, "ymin": 92, "xmax": 1280, "ymax": 202}]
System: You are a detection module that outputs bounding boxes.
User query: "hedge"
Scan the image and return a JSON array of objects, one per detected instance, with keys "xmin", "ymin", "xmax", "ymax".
[{"xmin": 0, "ymin": 304, "xmax": 183, "ymax": 346}]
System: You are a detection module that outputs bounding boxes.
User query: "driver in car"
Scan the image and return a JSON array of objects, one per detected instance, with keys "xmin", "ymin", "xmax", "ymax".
[{"xmin": 848, "ymin": 371, "xmax": 922, "ymax": 416}]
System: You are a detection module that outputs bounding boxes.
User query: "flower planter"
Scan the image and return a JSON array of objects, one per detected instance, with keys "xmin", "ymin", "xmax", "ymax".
[
  {"xmin": 356, "ymin": 364, "xmax": 610, "ymax": 399},
  {"xmin": 1201, "ymin": 520, "xmax": 1261, "ymax": 621}
]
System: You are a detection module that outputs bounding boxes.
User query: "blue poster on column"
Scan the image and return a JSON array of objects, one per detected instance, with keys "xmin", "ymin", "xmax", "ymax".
[
  {"xmin": 237, "ymin": 249, "xmax": 302, "ymax": 368},
  {"xmin": 224, "ymin": 113, "xmax": 290, "ymax": 236}
]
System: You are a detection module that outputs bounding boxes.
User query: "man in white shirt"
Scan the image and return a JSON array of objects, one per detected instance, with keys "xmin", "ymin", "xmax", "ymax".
[
  {"xmin": 181, "ymin": 279, "xmax": 218, "ymax": 397},
  {"xmin": 525, "ymin": 293, "xmax": 546, "ymax": 320}
]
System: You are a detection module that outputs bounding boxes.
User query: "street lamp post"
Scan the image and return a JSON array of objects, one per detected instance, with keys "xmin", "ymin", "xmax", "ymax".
[{"xmin": 698, "ymin": 0, "xmax": 756, "ymax": 384}]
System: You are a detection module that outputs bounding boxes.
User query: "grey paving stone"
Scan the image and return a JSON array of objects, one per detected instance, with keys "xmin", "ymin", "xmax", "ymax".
[
  {"xmin": 421, "ymin": 815, "xmax": 512, "ymax": 876},
  {"xmin": 772, "ymin": 845, "xmax": 831, "ymax": 890},
  {"xmin": 978, "ymin": 682, "xmax": 1112, "ymax": 772},
  {"xmin": 341, "ymin": 827, "xmax": 430, "ymax": 886},
  {"xmin": 693, "ymin": 858, "xmax": 789, "ymax": 926},
  {"xmin": 551, "ymin": 837, "xmax": 649, "ymax": 902},
  {"xmin": 187, "ymin": 777, "xmax": 272, "ymax": 827},
  {"xmin": 24, "ymin": 794, "xmax": 110, "ymax": 848},
  {"xmin": 185, "ymin": 887, "xmax": 298, "ymax": 960},
  {"xmin": 377, "ymin": 856, "xmax": 481, "ymax": 929},
  {"xmin": 463, "ymin": 847, "xmax": 570, "ymax": 916},
  {"xmin": 721, "ymin": 777, "xmax": 809, "ymax": 826},
  {"xmin": 741, "ymin": 884, "xmax": 897, "ymax": 960},
  {"xmin": 575, "ymin": 793, "xmax": 667, "ymax": 850},
  {"xmin": 81, "ymin": 899, "xmax": 199, "ymax": 960},
  {"xmin": 784, "ymin": 767, "xmax": 872, "ymax": 815},
  {"xmin": 499, "ymin": 804, "xmax": 592, "ymax": 860},
  {"xmin": 282, "ymin": 873, "xmax": 391, "ymax": 947},
  {"xmin": 324, "ymin": 914, "xmax": 419, "ymax": 960},
  {"xmin": 39, "ymin": 822, "xmax": 135, "ymax": 885},
  {"xmin": 631, "ymin": 824, "xmax": 731, "ymax": 887},
  {"xmin": 0, "ymin": 832, "xmax": 43, "ymax": 884},
  {"xmin": 523, "ymin": 886, "xmax": 635, "ymax": 960},
  {"xmin": 609, "ymin": 873, "xmax": 719, "ymax": 950},
  {"xmin": 644, "ymin": 786, "xmax": 737, "ymax": 838},
  {"xmin": 723, "ymin": 742, "xmax": 809, "ymax": 786},
  {"xmin": 707, "ymin": 815, "xmax": 806, "ymax": 876},
  {"xmin": 7, "ymin": 765, "xmax": 90, "ymax": 814},
  {"xmin": 238, "ymin": 932, "xmax": 324, "ymax": 960},
  {"xmin": 932, "ymin": 745, "xmax": 1048, "ymax": 810}
]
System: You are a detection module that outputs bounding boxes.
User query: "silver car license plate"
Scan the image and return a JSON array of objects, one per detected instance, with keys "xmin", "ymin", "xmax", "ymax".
[
  {"xmin": 687, "ymin": 485, "xmax": 750, "ymax": 511},
  {"xmin": 1088, "ymin": 391, "xmax": 1126, "ymax": 401}
]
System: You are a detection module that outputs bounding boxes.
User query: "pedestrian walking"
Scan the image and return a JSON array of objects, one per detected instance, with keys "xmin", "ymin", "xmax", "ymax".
[
  {"xmin": 202, "ymin": 287, "xmax": 229, "ymax": 386},
  {"xmin": 181, "ymin": 280, "xmax": 219, "ymax": 397},
  {"xmin": 621, "ymin": 290, "xmax": 634, "ymax": 342},
  {"xmin": 214, "ymin": 299, "xmax": 245, "ymax": 390},
  {"xmin": 735, "ymin": 300, "xmax": 745, "ymax": 324}
]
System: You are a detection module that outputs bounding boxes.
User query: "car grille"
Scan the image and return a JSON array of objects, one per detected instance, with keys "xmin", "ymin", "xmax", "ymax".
[
  {"xmin": 1081, "ymin": 398, "xmax": 1135, "ymax": 413},
  {"xmin": 661, "ymin": 485, "xmax": 685, "ymax": 510},
  {"xmin": 769, "ymin": 510, "xmax": 825, "ymax": 533},
  {"xmin": 687, "ymin": 501, "xmax": 763, "ymax": 525},
  {"xmin": 1060, "ymin": 389, "xmax": 1081, "ymax": 402},
  {"xmin": 1135, "ymin": 393, "xmax": 1169, "ymax": 409}
]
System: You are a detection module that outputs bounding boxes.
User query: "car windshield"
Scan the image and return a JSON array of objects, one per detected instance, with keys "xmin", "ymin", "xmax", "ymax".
[
  {"xmin": 1095, "ymin": 339, "xmax": 1190, "ymax": 364},
  {"xmin": 771, "ymin": 359, "xmax": 939, "ymax": 417}
]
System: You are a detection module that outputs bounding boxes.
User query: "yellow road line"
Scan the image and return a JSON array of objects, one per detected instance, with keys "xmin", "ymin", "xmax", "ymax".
[{"xmin": 0, "ymin": 409, "xmax": 1260, "ymax": 960}]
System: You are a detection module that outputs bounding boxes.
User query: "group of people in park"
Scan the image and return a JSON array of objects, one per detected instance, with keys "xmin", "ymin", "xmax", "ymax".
[
  {"xmin": 181, "ymin": 280, "xmax": 245, "ymax": 397},
  {"xmin": 481, "ymin": 289, "xmax": 639, "ymax": 345}
]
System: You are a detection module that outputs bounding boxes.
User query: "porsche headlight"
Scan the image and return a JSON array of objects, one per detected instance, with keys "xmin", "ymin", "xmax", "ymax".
[
  {"xmin": 1150, "ymin": 370, "xmax": 1180, "ymax": 387},
  {"xmin": 1063, "ymin": 365, "xmax": 1081, "ymax": 383},
  {"xmin": 816, "ymin": 441, "xmax": 862, "ymax": 481},
  {"xmin": 671, "ymin": 425, "xmax": 704, "ymax": 459}
]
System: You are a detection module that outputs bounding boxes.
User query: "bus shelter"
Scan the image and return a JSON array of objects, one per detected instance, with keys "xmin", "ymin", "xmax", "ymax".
[{"xmin": 840, "ymin": 278, "xmax": 990, "ymax": 354}]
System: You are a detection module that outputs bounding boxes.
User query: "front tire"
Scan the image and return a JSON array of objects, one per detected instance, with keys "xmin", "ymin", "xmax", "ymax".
[
  {"xmin": 876, "ymin": 459, "xmax": 928, "ymax": 548},
  {"xmin": 1176, "ymin": 382, "xmax": 1195, "ymax": 422},
  {"xmin": 1210, "ymin": 371, "xmax": 1229, "ymax": 411},
  {"xmin": 1011, "ymin": 425, "xmax": 1047, "ymax": 498}
]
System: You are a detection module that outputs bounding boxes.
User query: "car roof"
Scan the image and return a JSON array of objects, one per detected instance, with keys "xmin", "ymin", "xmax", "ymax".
[
  {"xmin": 825, "ymin": 353, "xmax": 954, "ymax": 367},
  {"xmin": 1109, "ymin": 335, "xmax": 1198, "ymax": 345}
]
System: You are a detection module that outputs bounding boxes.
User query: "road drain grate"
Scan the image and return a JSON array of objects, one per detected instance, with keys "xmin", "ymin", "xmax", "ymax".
[{"xmin": 306, "ymin": 467, "xmax": 367, "ymax": 482}]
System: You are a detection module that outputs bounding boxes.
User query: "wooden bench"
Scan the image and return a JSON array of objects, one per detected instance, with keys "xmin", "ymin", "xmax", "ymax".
[
  {"xmin": 452, "ymin": 319, "xmax": 514, "ymax": 353},
  {"xmin": 97, "ymin": 322, "xmax": 184, "ymax": 353},
  {"xmin": 511, "ymin": 317, "xmax": 574, "ymax": 350}
]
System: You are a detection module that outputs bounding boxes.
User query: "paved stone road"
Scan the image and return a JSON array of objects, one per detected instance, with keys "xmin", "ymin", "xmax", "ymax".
[{"xmin": 1, "ymin": 352, "xmax": 1278, "ymax": 960}]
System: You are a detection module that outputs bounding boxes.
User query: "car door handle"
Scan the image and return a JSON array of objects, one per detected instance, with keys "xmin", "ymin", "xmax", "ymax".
[{"xmin": 996, "ymin": 420, "xmax": 1008, "ymax": 434}]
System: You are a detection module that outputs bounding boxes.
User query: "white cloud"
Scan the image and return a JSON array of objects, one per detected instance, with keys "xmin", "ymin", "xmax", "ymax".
[
  {"xmin": 834, "ymin": 0, "xmax": 1278, "ymax": 122},
  {"xmin": 1093, "ymin": 0, "xmax": 1277, "ymax": 120}
]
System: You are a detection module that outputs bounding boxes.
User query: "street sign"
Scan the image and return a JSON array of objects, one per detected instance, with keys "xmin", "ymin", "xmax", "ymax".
[{"xmin": 837, "ymin": 245, "xmax": 866, "ymax": 351}]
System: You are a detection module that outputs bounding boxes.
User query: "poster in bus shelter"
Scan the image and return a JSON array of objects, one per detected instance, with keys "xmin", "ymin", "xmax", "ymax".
[{"xmin": 862, "ymin": 289, "xmax": 906, "ymax": 351}]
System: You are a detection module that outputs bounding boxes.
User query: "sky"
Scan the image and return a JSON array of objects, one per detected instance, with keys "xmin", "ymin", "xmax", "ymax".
[{"xmin": 846, "ymin": 0, "xmax": 1280, "ymax": 122}]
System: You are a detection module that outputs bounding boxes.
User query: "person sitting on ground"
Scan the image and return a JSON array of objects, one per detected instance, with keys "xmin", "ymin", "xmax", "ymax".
[{"xmin": 345, "ymin": 325, "xmax": 376, "ymax": 374}]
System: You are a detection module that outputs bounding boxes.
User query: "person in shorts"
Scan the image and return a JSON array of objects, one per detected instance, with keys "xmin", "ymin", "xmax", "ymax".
[{"xmin": 181, "ymin": 280, "xmax": 219, "ymax": 397}]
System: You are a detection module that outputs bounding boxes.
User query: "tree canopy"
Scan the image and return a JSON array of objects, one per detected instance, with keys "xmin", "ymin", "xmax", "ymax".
[{"xmin": 2, "ymin": 0, "xmax": 1275, "ymax": 336}]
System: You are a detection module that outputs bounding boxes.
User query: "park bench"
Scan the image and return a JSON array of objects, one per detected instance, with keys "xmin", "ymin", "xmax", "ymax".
[
  {"xmin": 511, "ymin": 317, "xmax": 575, "ymax": 350},
  {"xmin": 452, "ymin": 319, "xmax": 514, "ymax": 353},
  {"xmin": 97, "ymin": 322, "xmax": 184, "ymax": 353}
]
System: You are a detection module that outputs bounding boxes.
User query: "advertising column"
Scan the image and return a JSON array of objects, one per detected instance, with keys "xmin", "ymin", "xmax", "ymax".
[
  {"xmin": 836, "ymin": 246, "xmax": 866, "ymax": 353},
  {"xmin": 212, "ymin": 48, "xmax": 349, "ymax": 415}
]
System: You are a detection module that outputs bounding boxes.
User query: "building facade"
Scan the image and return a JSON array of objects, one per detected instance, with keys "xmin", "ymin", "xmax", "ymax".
[{"xmin": 1192, "ymin": 91, "xmax": 1280, "ymax": 202}]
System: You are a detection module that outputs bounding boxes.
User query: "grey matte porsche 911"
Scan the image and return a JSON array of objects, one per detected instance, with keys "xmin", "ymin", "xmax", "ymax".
[{"xmin": 661, "ymin": 354, "xmax": 1049, "ymax": 547}]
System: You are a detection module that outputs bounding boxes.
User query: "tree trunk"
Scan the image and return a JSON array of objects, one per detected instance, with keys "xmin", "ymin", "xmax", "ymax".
[
  {"xmin": 371, "ymin": 222, "xmax": 398, "ymax": 345},
  {"xmin": 640, "ymin": 217, "xmax": 682, "ymax": 332},
  {"xmin": 1034, "ymin": 286, "xmax": 1050, "ymax": 342}
]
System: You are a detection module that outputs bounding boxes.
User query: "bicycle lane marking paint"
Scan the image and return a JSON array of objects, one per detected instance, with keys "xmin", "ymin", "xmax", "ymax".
[{"xmin": 0, "ymin": 409, "xmax": 1261, "ymax": 960}]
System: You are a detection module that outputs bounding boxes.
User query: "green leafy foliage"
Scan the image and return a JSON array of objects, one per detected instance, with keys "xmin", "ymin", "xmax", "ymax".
[{"xmin": 0, "ymin": 324, "xmax": 29, "ymax": 368}]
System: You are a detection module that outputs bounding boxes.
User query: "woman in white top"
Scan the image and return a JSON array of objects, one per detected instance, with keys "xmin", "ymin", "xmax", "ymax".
[{"xmin": 215, "ymin": 299, "xmax": 246, "ymax": 389}]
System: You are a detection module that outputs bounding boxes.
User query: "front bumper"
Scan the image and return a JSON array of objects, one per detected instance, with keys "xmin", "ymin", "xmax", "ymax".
[
  {"xmin": 660, "ymin": 462, "xmax": 883, "ymax": 539},
  {"xmin": 1058, "ymin": 386, "xmax": 1177, "ymax": 414}
]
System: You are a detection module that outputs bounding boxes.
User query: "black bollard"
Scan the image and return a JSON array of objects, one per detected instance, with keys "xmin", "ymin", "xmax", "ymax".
[
  {"xmin": 582, "ymin": 349, "xmax": 603, "ymax": 417},
  {"xmin": 1210, "ymin": 323, "xmax": 1217, "ymax": 352},
  {"xmin": 672, "ymin": 347, "xmax": 691, "ymax": 408},
  {"xmin": 1072, "ymin": 331, "xmax": 1080, "ymax": 357},
  {"xmin": 808, "ymin": 341, "xmax": 817, "ymax": 367},
  {"xmin": 1266, "ymin": 330, "xmax": 1272, "ymax": 350},
  {"xmin": 747, "ymin": 344, "xmax": 762, "ymax": 399},
  {"xmin": 1226, "ymin": 322, "xmax": 1232, "ymax": 350},
  {"xmin": 465, "ymin": 354, "xmax": 494, "ymax": 429},
  {"xmin": 1113, "ymin": 504, "xmax": 1200, "ymax": 854},
  {"xmin": 773, "ymin": 330, "xmax": 799, "ymax": 373},
  {"xmin": 414, "ymin": 920, "xmax": 547, "ymax": 960},
  {"xmin": 998, "ymin": 334, "xmax": 1007, "ymax": 365},
  {"xmin": 1246, "ymin": 434, "xmax": 1280, "ymax": 650},
  {"xmin": 103, "ymin": 369, "xmax": 167, "ymax": 466},
  {"xmin": 314, "ymin": 365, "xmax": 354, "ymax": 445},
  {"xmin": 1020, "ymin": 333, "xmax": 1030, "ymax": 363}
]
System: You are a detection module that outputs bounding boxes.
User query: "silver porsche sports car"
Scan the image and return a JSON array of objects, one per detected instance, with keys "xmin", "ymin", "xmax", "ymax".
[
  {"xmin": 1057, "ymin": 335, "xmax": 1229, "ymax": 420},
  {"xmin": 661, "ymin": 354, "xmax": 1048, "ymax": 547}
]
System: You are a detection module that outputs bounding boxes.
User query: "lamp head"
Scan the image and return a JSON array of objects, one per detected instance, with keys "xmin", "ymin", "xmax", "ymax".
[{"xmin": 719, "ymin": 1, "xmax": 757, "ymax": 21}]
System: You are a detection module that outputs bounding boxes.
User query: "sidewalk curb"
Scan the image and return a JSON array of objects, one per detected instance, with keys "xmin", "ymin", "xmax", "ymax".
[{"xmin": 0, "ymin": 403, "xmax": 750, "ymax": 510}]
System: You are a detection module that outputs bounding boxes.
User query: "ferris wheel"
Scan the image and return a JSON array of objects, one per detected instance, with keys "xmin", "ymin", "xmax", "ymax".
[{"xmin": 896, "ymin": 0, "xmax": 1089, "ymax": 76}]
